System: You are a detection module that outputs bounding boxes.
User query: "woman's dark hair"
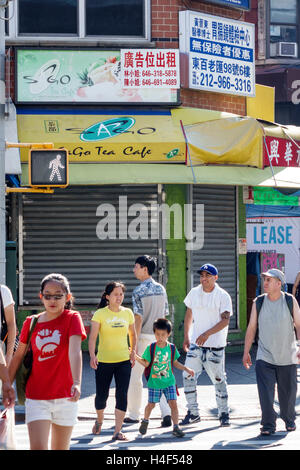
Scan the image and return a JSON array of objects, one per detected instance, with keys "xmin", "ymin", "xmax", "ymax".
[
  {"xmin": 40, "ymin": 273, "xmax": 74, "ymax": 310},
  {"xmin": 153, "ymin": 318, "xmax": 172, "ymax": 334},
  {"xmin": 97, "ymin": 281, "xmax": 126, "ymax": 309},
  {"xmin": 135, "ymin": 255, "xmax": 156, "ymax": 276}
]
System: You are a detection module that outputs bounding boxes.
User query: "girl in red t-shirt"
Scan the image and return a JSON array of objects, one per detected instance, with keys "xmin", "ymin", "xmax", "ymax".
[{"xmin": 9, "ymin": 273, "xmax": 86, "ymax": 450}]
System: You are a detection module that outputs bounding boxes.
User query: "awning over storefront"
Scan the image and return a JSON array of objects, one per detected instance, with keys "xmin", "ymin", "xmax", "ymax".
[
  {"xmin": 17, "ymin": 108, "xmax": 187, "ymax": 164},
  {"xmin": 183, "ymin": 115, "xmax": 300, "ymax": 169},
  {"xmin": 17, "ymin": 106, "xmax": 300, "ymax": 188},
  {"xmin": 20, "ymin": 161, "xmax": 300, "ymax": 188}
]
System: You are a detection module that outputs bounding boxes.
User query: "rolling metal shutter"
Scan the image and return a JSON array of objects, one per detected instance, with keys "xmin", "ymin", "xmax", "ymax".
[
  {"xmin": 190, "ymin": 185, "xmax": 238, "ymax": 329},
  {"xmin": 20, "ymin": 185, "xmax": 161, "ymax": 306}
]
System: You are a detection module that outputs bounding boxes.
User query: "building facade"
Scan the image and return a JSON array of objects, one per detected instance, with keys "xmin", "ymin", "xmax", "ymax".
[{"xmin": 4, "ymin": 0, "xmax": 258, "ymax": 349}]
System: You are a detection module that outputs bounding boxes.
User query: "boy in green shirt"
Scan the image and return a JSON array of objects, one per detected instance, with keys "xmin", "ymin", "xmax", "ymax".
[{"xmin": 135, "ymin": 318, "xmax": 194, "ymax": 437}]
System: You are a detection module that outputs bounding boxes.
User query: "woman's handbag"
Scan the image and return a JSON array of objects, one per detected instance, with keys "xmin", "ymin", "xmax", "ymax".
[
  {"xmin": 15, "ymin": 315, "xmax": 39, "ymax": 406},
  {"xmin": 0, "ymin": 408, "xmax": 16, "ymax": 449}
]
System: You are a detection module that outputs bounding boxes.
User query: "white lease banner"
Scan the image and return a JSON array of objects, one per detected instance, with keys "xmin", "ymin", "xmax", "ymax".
[
  {"xmin": 121, "ymin": 49, "xmax": 180, "ymax": 89},
  {"xmin": 246, "ymin": 217, "xmax": 300, "ymax": 284},
  {"xmin": 179, "ymin": 10, "xmax": 255, "ymax": 97}
]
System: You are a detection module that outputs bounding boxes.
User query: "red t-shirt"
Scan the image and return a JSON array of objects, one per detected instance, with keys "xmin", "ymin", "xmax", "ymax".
[{"xmin": 19, "ymin": 310, "xmax": 87, "ymax": 400}]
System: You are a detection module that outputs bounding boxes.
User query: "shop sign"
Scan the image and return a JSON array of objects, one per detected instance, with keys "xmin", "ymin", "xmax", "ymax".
[
  {"xmin": 179, "ymin": 11, "xmax": 255, "ymax": 97},
  {"xmin": 244, "ymin": 186, "xmax": 300, "ymax": 206},
  {"xmin": 17, "ymin": 113, "xmax": 186, "ymax": 163},
  {"xmin": 202, "ymin": 0, "xmax": 250, "ymax": 10},
  {"xmin": 246, "ymin": 217, "xmax": 300, "ymax": 283},
  {"xmin": 16, "ymin": 49, "xmax": 179, "ymax": 105},
  {"xmin": 121, "ymin": 49, "xmax": 180, "ymax": 89},
  {"xmin": 264, "ymin": 135, "xmax": 300, "ymax": 167}
]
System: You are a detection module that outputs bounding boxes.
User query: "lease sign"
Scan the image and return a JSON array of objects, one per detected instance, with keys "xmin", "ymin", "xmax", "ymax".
[{"xmin": 121, "ymin": 49, "xmax": 180, "ymax": 89}]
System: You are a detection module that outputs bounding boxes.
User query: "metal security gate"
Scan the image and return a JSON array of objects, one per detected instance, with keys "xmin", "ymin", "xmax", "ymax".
[
  {"xmin": 190, "ymin": 185, "xmax": 238, "ymax": 329},
  {"xmin": 20, "ymin": 185, "xmax": 162, "ymax": 307}
]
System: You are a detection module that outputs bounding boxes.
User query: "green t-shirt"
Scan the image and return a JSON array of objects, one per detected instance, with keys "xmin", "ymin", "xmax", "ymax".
[{"xmin": 142, "ymin": 342, "xmax": 180, "ymax": 389}]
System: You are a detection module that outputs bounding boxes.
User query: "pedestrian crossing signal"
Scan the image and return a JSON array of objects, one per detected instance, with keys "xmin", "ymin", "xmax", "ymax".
[{"xmin": 29, "ymin": 149, "xmax": 69, "ymax": 187}]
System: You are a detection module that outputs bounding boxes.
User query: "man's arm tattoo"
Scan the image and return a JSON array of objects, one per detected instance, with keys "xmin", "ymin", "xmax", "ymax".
[{"xmin": 221, "ymin": 311, "xmax": 230, "ymax": 320}]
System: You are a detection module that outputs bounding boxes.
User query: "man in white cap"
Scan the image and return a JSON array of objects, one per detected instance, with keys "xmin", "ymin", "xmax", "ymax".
[
  {"xmin": 243, "ymin": 268, "xmax": 300, "ymax": 436},
  {"xmin": 181, "ymin": 263, "xmax": 233, "ymax": 427}
]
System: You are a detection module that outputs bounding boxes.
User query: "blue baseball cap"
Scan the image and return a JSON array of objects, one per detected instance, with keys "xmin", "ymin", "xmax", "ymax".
[{"xmin": 197, "ymin": 264, "xmax": 218, "ymax": 276}]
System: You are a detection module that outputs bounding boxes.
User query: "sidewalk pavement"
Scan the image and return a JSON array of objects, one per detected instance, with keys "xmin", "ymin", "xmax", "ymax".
[{"xmin": 14, "ymin": 348, "xmax": 300, "ymax": 423}]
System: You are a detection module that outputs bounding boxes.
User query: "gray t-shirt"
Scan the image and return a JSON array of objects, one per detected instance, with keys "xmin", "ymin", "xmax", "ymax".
[
  {"xmin": 132, "ymin": 278, "xmax": 169, "ymax": 335},
  {"xmin": 256, "ymin": 292, "xmax": 297, "ymax": 366}
]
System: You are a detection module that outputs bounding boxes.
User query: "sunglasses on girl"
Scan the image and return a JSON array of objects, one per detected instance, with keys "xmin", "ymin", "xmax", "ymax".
[{"xmin": 42, "ymin": 294, "xmax": 65, "ymax": 300}]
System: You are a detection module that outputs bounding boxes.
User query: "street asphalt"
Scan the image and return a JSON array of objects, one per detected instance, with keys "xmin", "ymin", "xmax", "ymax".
[
  {"xmin": 78, "ymin": 346, "xmax": 300, "ymax": 423},
  {"xmin": 13, "ymin": 346, "xmax": 300, "ymax": 425}
]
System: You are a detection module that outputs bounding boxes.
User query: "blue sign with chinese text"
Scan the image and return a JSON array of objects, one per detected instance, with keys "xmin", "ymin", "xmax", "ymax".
[
  {"xmin": 204, "ymin": 0, "xmax": 250, "ymax": 10},
  {"xmin": 179, "ymin": 10, "xmax": 255, "ymax": 97}
]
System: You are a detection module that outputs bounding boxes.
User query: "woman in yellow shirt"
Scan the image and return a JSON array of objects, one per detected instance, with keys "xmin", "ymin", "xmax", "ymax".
[{"xmin": 89, "ymin": 281, "xmax": 136, "ymax": 441}]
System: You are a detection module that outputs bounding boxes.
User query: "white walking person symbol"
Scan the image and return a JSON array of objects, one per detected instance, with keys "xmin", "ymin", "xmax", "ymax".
[{"xmin": 49, "ymin": 154, "xmax": 65, "ymax": 182}]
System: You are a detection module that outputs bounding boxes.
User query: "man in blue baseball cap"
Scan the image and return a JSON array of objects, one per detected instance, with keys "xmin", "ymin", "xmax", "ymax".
[{"xmin": 180, "ymin": 263, "xmax": 233, "ymax": 427}]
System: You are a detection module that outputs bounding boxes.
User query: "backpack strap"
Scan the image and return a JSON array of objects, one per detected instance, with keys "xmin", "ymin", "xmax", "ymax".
[
  {"xmin": 255, "ymin": 294, "xmax": 266, "ymax": 318},
  {"xmin": 284, "ymin": 292, "xmax": 294, "ymax": 317},
  {"xmin": 144, "ymin": 342, "xmax": 157, "ymax": 382},
  {"xmin": 169, "ymin": 343, "xmax": 179, "ymax": 396},
  {"xmin": 0, "ymin": 286, "xmax": 7, "ymax": 342},
  {"xmin": 284, "ymin": 292, "xmax": 297, "ymax": 339}
]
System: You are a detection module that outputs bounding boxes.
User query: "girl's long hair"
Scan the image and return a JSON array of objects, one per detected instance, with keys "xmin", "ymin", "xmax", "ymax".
[
  {"xmin": 97, "ymin": 281, "xmax": 125, "ymax": 309},
  {"xmin": 40, "ymin": 273, "xmax": 74, "ymax": 310}
]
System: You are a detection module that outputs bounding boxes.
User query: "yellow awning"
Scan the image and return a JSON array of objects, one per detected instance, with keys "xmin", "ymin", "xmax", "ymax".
[
  {"xmin": 16, "ymin": 111, "xmax": 186, "ymax": 164},
  {"xmin": 183, "ymin": 116, "xmax": 263, "ymax": 168},
  {"xmin": 183, "ymin": 115, "xmax": 300, "ymax": 169}
]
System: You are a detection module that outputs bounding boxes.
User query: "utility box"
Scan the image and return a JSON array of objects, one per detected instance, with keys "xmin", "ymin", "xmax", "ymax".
[{"xmin": 29, "ymin": 148, "xmax": 69, "ymax": 187}]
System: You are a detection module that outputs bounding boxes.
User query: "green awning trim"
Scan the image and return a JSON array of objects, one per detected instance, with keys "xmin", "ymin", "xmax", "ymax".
[{"xmin": 21, "ymin": 163, "xmax": 300, "ymax": 188}]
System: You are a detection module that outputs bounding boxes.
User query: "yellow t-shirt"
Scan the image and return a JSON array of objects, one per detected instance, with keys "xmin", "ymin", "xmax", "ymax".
[{"xmin": 92, "ymin": 306, "xmax": 135, "ymax": 363}]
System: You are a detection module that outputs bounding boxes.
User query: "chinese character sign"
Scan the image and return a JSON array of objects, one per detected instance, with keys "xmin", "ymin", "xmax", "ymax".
[
  {"xmin": 179, "ymin": 11, "xmax": 255, "ymax": 97},
  {"xmin": 264, "ymin": 136, "xmax": 300, "ymax": 167},
  {"xmin": 204, "ymin": 0, "xmax": 250, "ymax": 10},
  {"xmin": 121, "ymin": 49, "xmax": 180, "ymax": 89}
]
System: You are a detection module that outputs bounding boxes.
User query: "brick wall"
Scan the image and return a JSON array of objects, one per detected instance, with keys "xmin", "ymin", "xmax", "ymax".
[{"xmin": 152, "ymin": 0, "xmax": 247, "ymax": 115}]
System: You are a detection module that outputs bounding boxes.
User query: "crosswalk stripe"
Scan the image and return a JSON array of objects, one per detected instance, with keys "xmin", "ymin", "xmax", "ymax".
[{"xmin": 13, "ymin": 420, "xmax": 300, "ymax": 451}]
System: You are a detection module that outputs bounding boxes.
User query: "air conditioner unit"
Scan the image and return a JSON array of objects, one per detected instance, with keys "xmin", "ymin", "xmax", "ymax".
[{"xmin": 275, "ymin": 42, "xmax": 298, "ymax": 58}]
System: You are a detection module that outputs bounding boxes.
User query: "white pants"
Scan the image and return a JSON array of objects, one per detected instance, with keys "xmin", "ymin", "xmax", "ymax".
[{"xmin": 127, "ymin": 333, "xmax": 171, "ymax": 420}]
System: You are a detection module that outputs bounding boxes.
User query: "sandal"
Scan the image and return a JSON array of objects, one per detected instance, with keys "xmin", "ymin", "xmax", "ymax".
[
  {"xmin": 112, "ymin": 432, "xmax": 129, "ymax": 441},
  {"xmin": 260, "ymin": 429, "xmax": 274, "ymax": 436},
  {"xmin": 92, "ymin": 420, "xmax": 102, "ymax": 435},
  {"xmin": 286, "ymin": 425, "xmax": 296, "ymax": 432}
]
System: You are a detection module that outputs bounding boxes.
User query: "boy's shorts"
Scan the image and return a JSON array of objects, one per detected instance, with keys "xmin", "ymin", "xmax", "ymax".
[
  {"xmin": 148, "ymin": 385, "xmax": 177, "ymax": 403},
  {"xmin": 25, "ymin": 398, "xmax": 78, "ymax": 426}
]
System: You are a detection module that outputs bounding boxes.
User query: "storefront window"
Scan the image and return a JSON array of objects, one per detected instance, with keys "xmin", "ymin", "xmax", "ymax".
[
  {"xmin": 19, "ymin": 0, "xmax": 78, "ymax": 35},
  {"xmin": 86, "ymin": 0, "xmax": 144, "ymax": 37},
  {"xmin": 269, "ymin": 0, "xmax": 298, "ymax": 57},
  {"xmin": 270, "ymin": 0, "xmax": 296, "ymax": 23},
  {"xmin": 12, "ymin": 0, "xmax": 148, "ymax": 40}
]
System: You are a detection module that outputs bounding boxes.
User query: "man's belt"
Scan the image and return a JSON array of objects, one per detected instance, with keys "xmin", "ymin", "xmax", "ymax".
[{"xmin": 199, "ymin": 346, "xmax": 224, "ymax": 351}]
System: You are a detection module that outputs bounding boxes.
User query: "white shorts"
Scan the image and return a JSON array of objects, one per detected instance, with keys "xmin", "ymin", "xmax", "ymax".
[{"xmin": 25, "ymin": 398, "xmax": 78, "ymax": 426}]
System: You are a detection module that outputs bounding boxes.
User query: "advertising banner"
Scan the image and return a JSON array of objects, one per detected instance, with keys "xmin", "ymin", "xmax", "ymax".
[
  {"xmin": 179, "ymin": 10, "xmax": 255, "ymax": 97},
  {"xmin": 121, "ymin": 49, "xmax": 180, "ymax": 89},
  {"xmin": 246, "ymin": 217, "xmax": 300, "ymax": 283},
  {"xmin": 17, "ymin": 112, "xmax": 186, "ymax": 163},
  {"xmin": 16, "ymin": 49, "xmax": 179, "ymax": 104}
]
